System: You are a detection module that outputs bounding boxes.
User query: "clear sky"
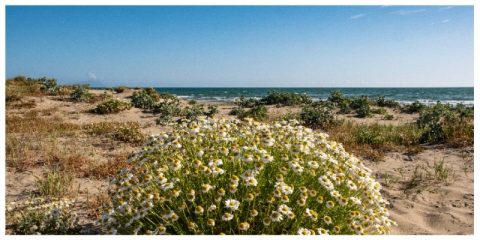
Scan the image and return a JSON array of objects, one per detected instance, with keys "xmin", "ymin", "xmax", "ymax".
[{"xmin": 6, "ymin": 6, "xmax": 473, "ymax": 87}]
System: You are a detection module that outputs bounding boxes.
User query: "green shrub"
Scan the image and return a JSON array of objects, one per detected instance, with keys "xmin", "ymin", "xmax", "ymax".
[
  {"xmin": 184, "ymin": 105, "xmax": 206, "ymax": 120},
  {"xmin": 70, "ymin": 85, "xmax": 92, "ymax": 102},
  {"xmin": 416, "ymin": 102, "xmax": 473, "ymax": 146},
  {"xmin": 182, "ymin": 104, "xmax": 219, "ymax": 120},
  {"xmin": 261, "ymin": 91, "xmax": 312, "ymax": 106},
  {"xmin": 6, "ymin": 198, "xmax": 79, "ymax": 234},
  {"xmin": 403, "ymin": 101, "xmax": 425, "ymax": 114},
  {"xmin": 157, "ymin": 92, "xmax": 179, "ymax": 102},
  {"xmin": 188, "ymin": 99, "xmax": 197, "ymax": 105},
  {"xmin": 338, "ymin": 100, "xmax": 352, "ymax": 114},
  {"xmin": 453, "ymin": 103, "xmax": 474, "ymax": 119},
  {"xmin": 376, "ymin": 96, "xmax": 399, "ymax": 108},
  {"xmin": 205, "ymin": 105, "xmax": 219, "ymax": 118},
  {"xmin": 112, "ymin": 124, "xmax": 146, "ymax": 145},
  {"xmin": 100, "ymin": 119, "xmax": 395, "ymax": 235},
  {"xmin": 114, "ymin": 86, "xmax": 128, "ymax": 93},
  {"xmin": 38, "ymin": 77, "xmax": 58, "ymax": 95},
  {"xmin": 300, "ymin": 102, "xmax": 337, "ymax": 129},
  {"xmin": 230, "ymin": 107, "xmax": 246, "ymax": 116},
  {"xmin": 350, "ymin": 97, "xmax": 371, "ymax": 118},
  {"xmin": 235, "ymin": 96, "xmax": 262, "ymax": 108},
  {"xmin": 144, "ymin": 88, "xmax": 161, "ymax": 101},
  {"xmin": 231, "ymin": 105, "xmax": 268, "ymax": 121},
  {"xmin": 355, "ymin": 126, "xmax": 384, "ymax": 145},
  {"xmin": 153, "ymin": 102, "xmax": 182, "ymax": 125},
  {"xmin": 417, "ymin": 103, "xmax": 449, "ymax": 144},
  {"xmin": 152, "ymin": 102, "xmax": 182, "ymax": 115},
  {"xmin": 327, "ymin": 91, "xmax": 345, "ymax": 105},
  {"xmin": 91, "ymin": 98, "xmax": 132, "ymax": 114},
  {"xmin": 131, "ymin": 90, "xmax": 157, "ymax": 109}
]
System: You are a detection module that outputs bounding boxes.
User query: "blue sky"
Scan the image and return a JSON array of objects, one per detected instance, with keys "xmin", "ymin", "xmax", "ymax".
[{"xmin": 6, "ymin": 6, "xmax": 473, "ymax": 87}]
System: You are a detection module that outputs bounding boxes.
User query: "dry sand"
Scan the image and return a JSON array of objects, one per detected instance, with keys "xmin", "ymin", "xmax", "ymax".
[{"xmin": 5, "ymin": 89, "xmax": 474, "ymax": 235}]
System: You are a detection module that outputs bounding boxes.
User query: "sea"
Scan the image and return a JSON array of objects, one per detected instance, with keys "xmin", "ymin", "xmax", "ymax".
[{"xmin": 151, "ymin": 87, "xmax": 474, "ymax": 106}]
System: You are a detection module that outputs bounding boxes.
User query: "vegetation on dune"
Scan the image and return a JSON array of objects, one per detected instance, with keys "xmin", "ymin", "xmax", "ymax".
[
  {"xmin": 230, "ymin": 105, "xmax": 268, "ymax": 121},
  {"xmin": 300, "ymin": 101, "xmax": 338, "ymax": 130},
  {"xmin": 4, "ymin": 78, "xmax": 474, "ymax": 235},
  {"xmin": 376, "ymin": 96, "xmax": 400, "ymax": 108},
  {"xmin": 261, "ymin": 91, "xmax": 312, "ymax": 106},
  {"xmin": 417, "ymin": 102, "xmax": 473, "ymax": 147},
  {"xmin": 402, "ymin": 101, "xmax": 425, "ymax": 114},
  {"xmin": 6, "ymin": 198, "xmax": 80, "ymax": 235},
  {"xmin": 84, "ymin": 121, "xmax": 146, "ymax": 146},
  {"xmin": 131, "ymin": 89, "xmax": 158, "ymax": 109},
  {"xmin": 327, "ymin": 122, "xmax": 422, "ymax": 161},
  {"xmin": 100, "ymin": 118, "xmax": 396, "ymax": 235},
  {"xmin": 113, "ymin": 86, "xmax": 128, "ymax": 93},
  {"xmin": 70, "ymin": 85, "xmax": 93, "ymax": 102},
  {"xmin": 349, "ymin": 96, "xmax": 372, "ymax": 118},
  {"xmin": 235, "ymin": 96, "xmax": 263, "ymax": 108},
  {"xmin": 91, "ymin": 98, "xmax": 132, "ymax": 114}
]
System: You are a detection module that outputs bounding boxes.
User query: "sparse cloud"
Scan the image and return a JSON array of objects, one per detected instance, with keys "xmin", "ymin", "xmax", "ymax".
[
  {"xmin": 350, "ymin": 13, "xmax": 367, "ymax": 20},
  {"xmin": 88, "ymin": 72, "xmax": 97, "ymax": 80},
  {"xmin": 439, "ymin": 6, "xmax": 454, "ymax": 11},
  {"xmin": 441, "ymin": 19, "xmax": 450, "ymax": 23},
  {"xmin": 390, "ymin": 9, "xmax": 426, "ymax": 16}
]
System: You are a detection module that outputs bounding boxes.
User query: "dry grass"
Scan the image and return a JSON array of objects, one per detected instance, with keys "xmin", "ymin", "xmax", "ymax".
[
  {"xmin": 402, "ymin": 160, "xmax": 455, "ymax": 194},
  {"xmin": 7, "ymin": 111, "xmax": 79, "ymax": 136},
  {"xmin": 326, "ymin": 121, "xmax": 422, "ymax": 161},
  {"xmin": 85, "ymin": 193, "xmax": 111, "ymax": 219},
  {"xmin": 6, "ymin": 99, "xmax": 37, "ymax": 109},
  {"xmin": 85, "ymin": 153, "xmax": 132, "ymax": 180},
  {"xmin": 34, "ymin": 168, "xmax": 74, "ymax": 197},
  {"xmin": 84, "ymin": 121, "xmax": 146, "ymax": 145}
]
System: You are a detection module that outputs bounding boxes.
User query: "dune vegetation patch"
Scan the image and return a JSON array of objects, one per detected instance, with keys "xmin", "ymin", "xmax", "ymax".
[{"xmin": 100, "ymin": 118, "xmax": 395, "ymax": 235}]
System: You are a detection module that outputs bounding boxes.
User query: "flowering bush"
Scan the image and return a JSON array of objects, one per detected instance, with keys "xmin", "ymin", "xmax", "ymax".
[
  {"xmin": 6, "ymin": 198, "xmax": 79, "ymax": 234},
  {"xmin": 100, "ymin": 118, "xmax": 395, "ymax": 235}
]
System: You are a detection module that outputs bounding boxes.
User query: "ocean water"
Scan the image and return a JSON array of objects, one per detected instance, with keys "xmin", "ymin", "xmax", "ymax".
[{"xmin": 153, "ymin": 87, "xmax": 474, "ymax": 106}]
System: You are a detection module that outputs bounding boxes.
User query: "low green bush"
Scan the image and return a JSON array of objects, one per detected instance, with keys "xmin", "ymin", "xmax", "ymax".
[
  {"xmin": 403, "ymin": 101, "xmax": 425, "ymax": 114},
  {"xmin": 38, "ymin": 77, "xmax": 58, "ymax": 95},
  {"xmin": 417, "ymin": 102, "xmax": 473, "ymax": 146},
  {"xmin": 114, "ymin": 86, "xmax": 128, "ymax": 93},
  {"xmin": 131, "ymin": 90, "xmax": 157, "ymax": 109},
  {"xmin": 235, "ymin": 96, "xmax": 262, "ymax": 108},
  {"xmin": 261, "ymin": 91, "xmax": 312, "ymax": 106},
  {"xmin": 376, "ymin": 96, "xmax": 399, "ymax": 108},
  {"xmin": 327, "ymin": 90, "xmax": 347, "ymax": 105},
  {"xmin": 300, "ymin": 102, "xmax": 337, "ymax": 129},
  {"xmin": 70, "ymin": 85, "xmax": 92, "ymax": 102},
  {"xmin": 230, "ymin": 105, "xmax": 268, "ymax": 121},
  {"xmin": 91, "ymin": 98, "xmax": 132, "ymax": 114},
  {"xmin": 350, "ymin": 97, "xmax": 371, "ymax": 118},
  {"xmin": 112, "ymin": 124, "xmax": 146, "ymax": 146}
]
